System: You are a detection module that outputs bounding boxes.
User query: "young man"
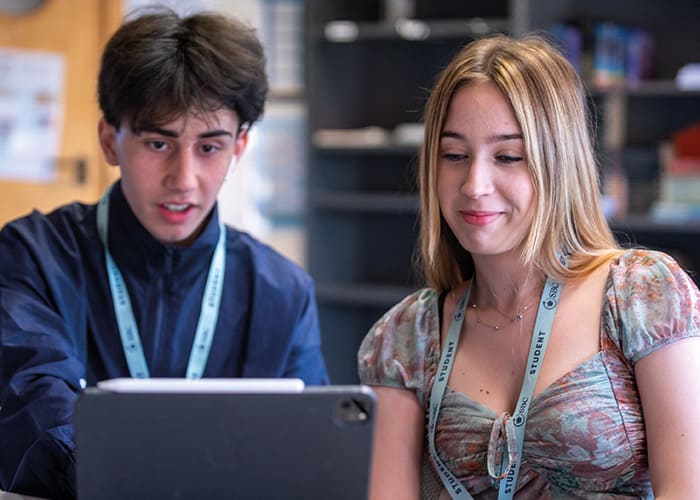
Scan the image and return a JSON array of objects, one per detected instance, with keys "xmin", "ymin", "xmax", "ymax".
[{"xmin": 0, "ymin": 10, "xmax": 328, "ymax": 499}]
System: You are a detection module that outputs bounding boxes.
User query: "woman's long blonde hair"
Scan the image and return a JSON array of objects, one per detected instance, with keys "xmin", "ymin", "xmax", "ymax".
[{"xmin": 419, "ymin": 34, "xmax": 622, "ymax": 292}]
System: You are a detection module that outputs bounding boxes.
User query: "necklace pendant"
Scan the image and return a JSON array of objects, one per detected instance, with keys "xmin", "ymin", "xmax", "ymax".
[
  {"xmin": 494, "ymin": 325, "xmax": 500, "ymax": 331},
  {"xmin": 516, "ymin": 313, "xmax": 524, "ymax": 321}
]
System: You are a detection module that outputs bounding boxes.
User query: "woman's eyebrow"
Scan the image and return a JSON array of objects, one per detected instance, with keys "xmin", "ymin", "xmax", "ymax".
[
  {"xmin": 440, "ymin": 130, "xmax": 463, "ymax": 140},
  {"xmin": 440, "ymin": 130, "xmax": 522, "ymax": 143}
]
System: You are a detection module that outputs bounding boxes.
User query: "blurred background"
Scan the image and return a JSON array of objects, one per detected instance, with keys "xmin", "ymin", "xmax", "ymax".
[{"xmin": 1, "ymin": 0, "xmax": 698, "ymax": 383}]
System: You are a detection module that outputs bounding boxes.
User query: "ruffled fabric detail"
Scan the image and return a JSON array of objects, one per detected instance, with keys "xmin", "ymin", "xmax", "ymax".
[{"xmin": 357, "ymin": 249, "xmax": 699, "ymax": 497}]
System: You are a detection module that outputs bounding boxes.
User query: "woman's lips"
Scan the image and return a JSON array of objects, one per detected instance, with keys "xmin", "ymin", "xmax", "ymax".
[{"xmin": 459, "ymin": 210, "xmax": 501, "ymax": 225}]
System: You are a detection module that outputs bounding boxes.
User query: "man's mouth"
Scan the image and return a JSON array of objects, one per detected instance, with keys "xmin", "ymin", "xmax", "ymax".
[{"xmin": 162, "ymin": 203, "xmax": 190, "ymax": 213}]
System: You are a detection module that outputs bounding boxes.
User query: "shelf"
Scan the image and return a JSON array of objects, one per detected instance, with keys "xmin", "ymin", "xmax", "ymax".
[
  {"xmin": 318, "ymin": 17, "xmax": 510, "ymax": 43},
  {"xmin": 268, "ymin": 88, "xmax": 305, "ymax": 100},
  {"xmin": 589, "ymin": 80, "xmax": 700, "ymax": 97},
  {"xmin": 311, "ymin": 125, "xmax": 423, "ymax": 151},
  {"xmin": 307, "ymin": 0, "xmax": 700, "ymax": 383},
  {"xmin": 311, "ymin": 191, "xmax": 418, "ymax": 213},
  {"xmin": 609, "ymin": 215, "xmax": 700, "ymax": 234},
  {"xmin": 312, "ymin": 142, "xmax": 419, "ymax": 155},
  {"xmin": 316, "ymin": 282, "xmax": 415, "ymax": 307}
]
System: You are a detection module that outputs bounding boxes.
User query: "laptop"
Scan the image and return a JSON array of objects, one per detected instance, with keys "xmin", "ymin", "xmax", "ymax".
[{"xmin": 74, "ymin": 379, "xmax": 375, "ymax": 500}]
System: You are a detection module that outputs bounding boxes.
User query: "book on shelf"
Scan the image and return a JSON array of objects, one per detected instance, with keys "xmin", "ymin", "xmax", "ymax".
[
  {"xmin": 650, "ymin": 201, "xmax": 700, "ymax": 223},
  {"xmin": 657, "ymin": 138, "xmax": 700, "ymax": 204},
  {"xmin": 659, "ymin": 174, "xmax": 700, "ymax": 204},
  {"xmin": 650, "ymin": 137, "xmax": 700, "ymax": 222}
]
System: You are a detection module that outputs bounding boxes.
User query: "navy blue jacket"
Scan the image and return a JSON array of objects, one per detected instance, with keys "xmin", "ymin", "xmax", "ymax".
[{"xmin": 0, "ymin": 183, "xmax": 328, "ymax": 499}]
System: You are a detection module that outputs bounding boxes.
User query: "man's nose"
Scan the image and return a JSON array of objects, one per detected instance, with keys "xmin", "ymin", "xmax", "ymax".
[{"xmin": 166, "ymin": 151, "xmax": 198, "ymax": 191}]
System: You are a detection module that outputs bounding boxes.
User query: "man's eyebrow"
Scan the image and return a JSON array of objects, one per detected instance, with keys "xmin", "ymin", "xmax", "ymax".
[
  {"xmin": 136, "ymin": 127, "xmax": 178, "ymax": 137},
  {"xmin": 135, "ymin": 127, "xmax": 234, "ymax": 139},
  {"xmin": 440, "ymin": 130, "xmax": 522, "ymax": 143},
  {"xmin": 199, "ymin": 130, "xmax": 234, "ymax": 139}
]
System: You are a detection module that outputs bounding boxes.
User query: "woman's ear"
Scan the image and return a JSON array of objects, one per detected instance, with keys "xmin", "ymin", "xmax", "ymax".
[{"xmin": 98, "ymin": 118, "xmax": 120, "ymax": 166}]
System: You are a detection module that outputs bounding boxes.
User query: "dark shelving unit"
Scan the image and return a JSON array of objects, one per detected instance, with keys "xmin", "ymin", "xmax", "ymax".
[{"xmin": 306, "ymin": 0, "xmax": 700, "ymax": 383}]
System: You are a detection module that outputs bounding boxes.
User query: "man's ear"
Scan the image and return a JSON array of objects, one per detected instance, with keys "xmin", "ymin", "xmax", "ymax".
[
  {"xmin": 234, "ymin": 125, "xmax": 249, "ymax": 158},
  {"xmin": 98, "ymin": 118, "xmax": 120, "ymax": 166}
]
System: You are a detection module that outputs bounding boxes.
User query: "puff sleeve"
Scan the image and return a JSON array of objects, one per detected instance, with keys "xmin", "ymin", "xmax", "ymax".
[
  {"xmin": 357, "ymin": 288, "xmax": 441, "ymax": 407},
  {"xmin": 602, "ymin": 249, "xmax": 700, "ymax": 365}
]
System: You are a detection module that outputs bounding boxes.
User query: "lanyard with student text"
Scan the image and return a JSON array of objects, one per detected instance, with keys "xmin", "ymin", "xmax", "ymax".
[
  {"xmin": 428, "ymin": 275, "xmax": 564, "ymax": 499},
  {"xmin": 96, "ymin": 185, "xmax": 226, "ymax": 379}
]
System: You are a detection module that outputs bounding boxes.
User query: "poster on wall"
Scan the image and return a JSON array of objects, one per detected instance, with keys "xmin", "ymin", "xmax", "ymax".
[
  {"xmin": 251, "ymin": 100, "xmax": 307, "ymax": 225},
  {"xmin": 0, "ymin": 48, "xmax": 64, "ymax": 182},
  {"xmin": 260, "ymin": 0, "xmax": 304, "ymax": 94}
]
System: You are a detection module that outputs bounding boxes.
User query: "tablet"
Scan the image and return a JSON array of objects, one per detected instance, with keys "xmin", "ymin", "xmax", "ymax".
[
  {"xmin": 74, "ymin": 382, "xmax": 375, "ymax": 500},
  {"xmin": 96, "ymin": 377, "xmax": 306, "ymax": 393}
]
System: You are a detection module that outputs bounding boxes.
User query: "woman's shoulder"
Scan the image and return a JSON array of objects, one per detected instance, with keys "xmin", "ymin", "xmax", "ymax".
[
  {"xmin": 607, "ymin": 248, "xmax": 698, "ymax": 302},
  {"xmin": 375, "ymin": 288, "xmax": 439, "ymax": 328},
  {"xmin": 357, "ymin": 288, "xmax": 441, "ymax": 405},
  {"xmin": 610, "ymin": 248, "xmax": 685, "ymax": 275},
  {"xmin": 360, "ymin": 288, "xmax": 440, "ymax": 354},
  {"xmin": 603, "ymin": 248, "xmax": 700, "ymax": 364}
]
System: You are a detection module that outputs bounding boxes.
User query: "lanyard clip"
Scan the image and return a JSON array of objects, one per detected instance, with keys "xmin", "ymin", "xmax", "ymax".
[{"xmin": 487, "ymin": 412, "xmax": 518, "ymax": 481}]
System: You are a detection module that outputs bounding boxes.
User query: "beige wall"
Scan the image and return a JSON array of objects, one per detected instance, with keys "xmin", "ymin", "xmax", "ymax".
[{"xmin": 0, "ymin": 0, "xmax": 122, "ymax": 226}]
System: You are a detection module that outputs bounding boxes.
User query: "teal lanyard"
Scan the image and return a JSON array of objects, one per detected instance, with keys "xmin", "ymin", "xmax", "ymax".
[
  {"xmin": 96, "ymin": 185, "xmax": 226, "ymax": 379},
  {"xmin": 428, "ymin": 276, "xmax": 564, "ymax": 499}
]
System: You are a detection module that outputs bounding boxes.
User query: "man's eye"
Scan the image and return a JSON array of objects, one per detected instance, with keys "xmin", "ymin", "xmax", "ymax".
[
  {"xmin": 148, "ymin": 141, "xmax": 167, "ymax": 151},
  {"xmin": 201, "ymin": 144, "xmax": 219, "ymax": 154}
]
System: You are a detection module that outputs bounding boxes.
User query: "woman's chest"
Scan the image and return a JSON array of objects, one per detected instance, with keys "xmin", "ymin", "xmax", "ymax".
[
  {"xmin": 448, "ymin": 269, "xmax": 608, "ymax": 416},
  {"xmin": 435, "ymin": 351, "xmax": 647, "ymax": 493}
]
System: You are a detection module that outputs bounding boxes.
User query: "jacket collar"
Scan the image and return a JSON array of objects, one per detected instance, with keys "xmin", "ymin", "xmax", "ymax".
[{"xmin": 106, "ymin": 180, "xmax": 222, "ymax": 280}]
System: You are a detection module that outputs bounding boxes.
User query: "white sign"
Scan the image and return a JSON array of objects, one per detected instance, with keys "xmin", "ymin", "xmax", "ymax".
[{"xmin": 0, "ymin": 48, "xmax": 65, "ymax": 182}]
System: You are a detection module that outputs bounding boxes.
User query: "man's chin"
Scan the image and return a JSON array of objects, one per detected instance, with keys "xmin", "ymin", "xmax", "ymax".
[{"xmin": 155, "ymin": 228, "xmax": 198, "ymax": 247}]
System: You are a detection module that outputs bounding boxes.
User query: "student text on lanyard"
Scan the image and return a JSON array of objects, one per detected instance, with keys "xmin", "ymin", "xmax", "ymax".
[
  {"xmin": 428, "ymin": 275, "xmax": 564, "ymax": 499},
  {"xmin": 96, "ymin": 185, "xmax": 226, "ymax": 379}
]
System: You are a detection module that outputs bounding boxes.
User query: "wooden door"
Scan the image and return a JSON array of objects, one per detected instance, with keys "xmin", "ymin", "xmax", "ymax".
[{"xmin": 0, "ymin": 0, "xmax": 122, "ymax": 226}]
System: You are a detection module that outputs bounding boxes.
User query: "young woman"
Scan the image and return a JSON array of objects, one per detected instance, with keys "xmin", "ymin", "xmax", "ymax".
[{"xmin": 358, "ymin": 34, "xmax": 700, "ymax": 499}]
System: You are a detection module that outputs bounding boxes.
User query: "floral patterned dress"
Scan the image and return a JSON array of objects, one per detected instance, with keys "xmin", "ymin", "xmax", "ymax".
[{"xmin": 358, "ymin": 250, "xmax": 700, "ymax": 498}]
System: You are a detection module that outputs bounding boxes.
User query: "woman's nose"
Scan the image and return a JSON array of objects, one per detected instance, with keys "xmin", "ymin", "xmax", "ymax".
[{"xmin": 460, "ymin": 156, "xmax": 494, "ymax": 199}]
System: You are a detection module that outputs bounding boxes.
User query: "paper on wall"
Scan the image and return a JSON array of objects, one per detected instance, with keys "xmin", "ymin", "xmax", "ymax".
[{"xmin": 0, "ymin": 48, "xmax": 64, "ymax": 182}]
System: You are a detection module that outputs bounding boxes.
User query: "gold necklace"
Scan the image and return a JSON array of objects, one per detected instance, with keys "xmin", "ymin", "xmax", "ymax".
[{"xmin": 470, "ymin": 302, "xmax": 530, "ymax": 332}]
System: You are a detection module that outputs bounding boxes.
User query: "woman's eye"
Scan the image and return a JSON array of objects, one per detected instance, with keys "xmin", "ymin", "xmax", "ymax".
[
  {"xmin": 496, "ymin": 154, "xmax": 523, "ymax": 164},
  {"xmin": 442, "ymin": 152, "xmax": 467, "ymax": 162}
]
